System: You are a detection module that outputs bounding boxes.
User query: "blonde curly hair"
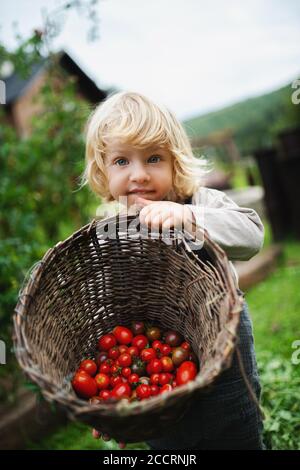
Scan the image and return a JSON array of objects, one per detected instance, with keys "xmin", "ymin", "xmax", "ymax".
[{"xmin": 80, "ymin": 91, "xmax": 211, "ymax": 204}]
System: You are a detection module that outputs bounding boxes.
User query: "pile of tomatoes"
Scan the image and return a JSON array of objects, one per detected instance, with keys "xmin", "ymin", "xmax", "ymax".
[{"xmin": 71, "ymin": 321, "xmax": 199, "ymax": 404}]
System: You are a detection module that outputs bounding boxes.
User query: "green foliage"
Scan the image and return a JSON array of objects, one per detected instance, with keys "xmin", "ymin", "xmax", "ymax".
[{"xmin": 184, "ymin": 83, "xmax": 300, "ymax": 156}]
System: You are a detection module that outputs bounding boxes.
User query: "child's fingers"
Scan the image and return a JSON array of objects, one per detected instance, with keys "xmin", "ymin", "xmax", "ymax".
[
  {"xmin": 92, "ymin": 428, "xmax": 102, "ymax": 439},
  {"xmin": 118, "ymin": 441, "xmax": 127, "ymax": 449},
  {"xmin": 101, "ymin": 433, "xmax": 111, "ymax": 442}
]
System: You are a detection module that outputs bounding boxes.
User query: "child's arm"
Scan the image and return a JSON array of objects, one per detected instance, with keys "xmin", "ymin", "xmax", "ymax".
[{"xmin": 185, "ymin": 187, "xmax": 265, "ymax": 261}]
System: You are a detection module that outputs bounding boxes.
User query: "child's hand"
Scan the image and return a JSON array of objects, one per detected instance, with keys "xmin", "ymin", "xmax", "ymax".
[
  {"xmin": 92, "ymin": 428, "xmax": 127, "ymax": 449},
  {"xmin": 135, "ymin": 196, "xmax": 194, "ymax": 232}
]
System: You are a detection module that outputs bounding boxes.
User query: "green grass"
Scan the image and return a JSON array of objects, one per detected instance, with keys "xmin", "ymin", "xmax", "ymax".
[{"xmin": 25, "ymin": 234, "xmax": 300, "ymax": 450}]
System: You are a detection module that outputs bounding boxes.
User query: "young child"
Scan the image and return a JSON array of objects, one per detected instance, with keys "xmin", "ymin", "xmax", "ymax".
[{"xmin": 80, "ymin": 91, "xmax": 266, "ymax": 450}]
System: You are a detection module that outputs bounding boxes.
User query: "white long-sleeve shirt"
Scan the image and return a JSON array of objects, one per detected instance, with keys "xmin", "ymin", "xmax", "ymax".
[{"xmin": 185, "ymin": 186, "xmax": 265, "ymax": 288}]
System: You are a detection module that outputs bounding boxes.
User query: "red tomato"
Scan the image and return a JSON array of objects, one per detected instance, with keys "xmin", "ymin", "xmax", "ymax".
[
  {"xmin": 118, "ymin": 353, "xmax": 132, "ymax": 367},
  {"xmin": 95, "ymin": 351, "xmax": 108, "ymax": 366},
  {"xmin": 99, "ymin": 389, "xmax": 111, "ymax": 400},
  {"xmin": 99, "ymin": 362, "xmax": 111, "ymax": 375},
  {"xmin": 98, "ymin": 333, "xmax": 116, "ymax": 351},
  {"xmin": 152, "ymin": 340, "xmax": 163, "ymax": 352},
  {"xmin": 78, "ymin": 359, "xmax": 97, "ymax": 377},
  {"xmin": 150, "ymin": 373, "xmax": 160, "ymax": 385},
  {"xmin": 136, "ymin": 384, "xmax": 151, "ymax": 400},
  {"xmin": 140, "ymin": 348, "xmax": 156, "ymax": 363},
  {"xmin": 132, "ymin": 335, "xmax": 148, "ymax": 350},
  {"xmin": 128, "ymin": 346, "xmax": 139, "ymax": 358},
  {"xmin": 146, "ymin": 358, "xmax": 162, "ymax": 375},
  {"xmin": 113, "ymin": 326, "xmax": 133, "ymax": 345},
  {"xmin": 108, "ymin": 346, "xmax": 120, "ymax": 360},
  {"xmin": 159, "ymin": 372, "xmax": 172, "ymax": 386},
  {"xmin": 160, "ymin": 356, "xmax": 174, "ymax": 372},
  {"xmin": 95, "ymin": 373, "xmax": 110, "ymax": 390},
  {"xmin": 111, "ymin": 364, "xmax": 121, "ymax": 375},
  {"xmin": 128, "ymin": 373, "xmax": 140, "ymax": 385},
  {"xmin": 160, "ymin": 384, "xmax": 172, "ymax": 394},
  {"xmin": 122, "ymin": 367, "xmax": 131, "ymax": 378},
  {"xmin": 181, "ymin": 341, "xmax": 191, "ymax": 351},
  {"xmin": 118, "ymin": 345, "xmax": 129, "ymax": 354},
  {"xmin": 150, "ymin": 384, "xmax": 160, "ymax": 396},
  {"xmin": 110, "ymin": 375, "xmax": 123, "ymax": 388},
  {"xmin": 160, "ymin": 344, "xmax": 172, "ymax": 356},
  {"xmin": 72, "ymin": 372, "xmax": 98, "ymax": 399},
  {"xmin": 111, "ymin": 382, "xmax": 132, "ymax": 399},
  {"xmin": 176, "ymin": 361, "xmax": 197, "ymax": 385}
]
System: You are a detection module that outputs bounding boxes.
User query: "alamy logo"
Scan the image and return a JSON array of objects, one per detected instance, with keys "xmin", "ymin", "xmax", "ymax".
[
  {"xmin": 291, "ymin": 79, "xmax": 300, "ymax": 105},
  {"xmin": 0, "ymin": 340, "xmax": 6, "ymax": 365},
  {"xmin": 291, "ymin": 340, "xmax": 300, "ymax": 365},
  {"xmin": 0, "ymin": 80, "xmax": 6, "ymax": 104}
]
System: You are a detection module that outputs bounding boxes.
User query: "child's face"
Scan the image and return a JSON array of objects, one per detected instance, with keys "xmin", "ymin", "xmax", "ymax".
[{"xmin": 104, "ymin": 138, "xmax": 174, "ymax": 207}]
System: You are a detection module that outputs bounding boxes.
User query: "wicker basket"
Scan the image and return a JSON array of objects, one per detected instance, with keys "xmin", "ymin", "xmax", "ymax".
[{"xmin": 13, "ymin": 212, "xmax": 244, "ymax": 443}]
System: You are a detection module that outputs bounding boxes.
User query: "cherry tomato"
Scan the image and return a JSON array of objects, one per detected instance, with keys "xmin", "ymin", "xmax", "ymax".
[
  {"xmin": 99, "ymin": 389, "xmax": 111, "ymax": 400},
  {"xmin": 181, "ymin": 341, "xmax": 191, "ymax": 351},
  {"xmin": 160, "ymin": 356, "xmax": 174, "ymax": 372},
  {"xmin": 146, "ymin": 327, "xmax": 161, "ymax": 341},
  {"xmin": 146, "ymin": 358, "xmax": 162, "ymax": 375},
  {"xmin": 152, "ymin": 340, "xmax": 163, "ymax": 352},
  {"xmin": 164, "ymin": 330, "xmax": 183, "ymax": 347},
  {"xmin": 113, "ymin": 326, "xmax": 133, "ymax": 345},
  {"xmin": 131, "ymin": 321, "xmax": 145, "ymax": 335},
  {"xmin": 110, "ymin": 375, "xmax": 123, "ymax": 388},
  {"xmin": 98, "ymin": 333, "xmax": 117, "ymax": 351},
  {"xmin": 132, "ymin": 335, "xmax": 148, "ymax": 350},
  {"xmin": 160, "ymin": 384, "xmax": 172, "ymax": 394},
  {"xmin": 118, "ymin": 353, "xmax": 132, "ymax": 368},
  {"xmin": 140, "ymin": 348, "xmax": 156, "ymax": 362},
  {"xmin": 122, "ymin": 367, "xmax": 131, "ymax": 378},
  {"xmin": 99, "ymin": 362, "xmax": 111, "ymax": 375},
  {"xmin": 150, "ymin": 373, "xmax": 160, "ymax": 385},
  {"xmin": 95, "ymin": 351, "xmax": 108, "ymax": 366},
  {"xmin": 108, "ymin": 346, "xmax": 120, "ymax": 360},
  {"xmin": 160, "ymin": 344, "xmax": 172, "ymax": 356},
  {"xmin": 95, "ymin": 373, "xmax": 110, "ymax": 390},
  {"xmin": 78, "ymin": 359, "xmax": 97, "ymax": 377},
  {"xmin": 150, "ymin": 384, "xmax": 160, "ymax": 396},
  {"xmin": 172, "ymin": 347, "xmax": 189, "ymax": 367},
  {"xmin": 128, "ymin": 373, "xmax": 140, "ymax": 386},
  {"xmin": 128, "ymin": 346, "xmax": 139, "ymax": 358},
  {"xmin": 111, "ymin": 382, "xmax": 132, "ymax": 399},
  {"xmin": 118, "ymin": 345, "xmax": 129, "ymax": 354},
  {"xmin": 136, "ymin": 384, "xmax": 151, "ymax": 400},
  {"xmin": 176, "ymin": 361, "xmax": 197, "ymax": 386},
  {"xmin": 159, "ymin": 372, "xmax": 172, "ymax": 386},
  {"xmin": 72, "ymin": 372, "xmax": 98, "ymax": 399},
  {"xmin": 111, "ymin": 364, "xmax": 121, "ymax": 375}
]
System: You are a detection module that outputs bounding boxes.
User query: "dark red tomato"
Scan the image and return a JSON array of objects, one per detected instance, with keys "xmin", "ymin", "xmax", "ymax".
[
  {"xmin": 140, "ymin": 348, "xmax": 156, "ymax": 363},
  {"xmin": 131, "ymin": 321, "xmax": 145, "ymax": 335},
  {"xmin": 78, "ymin": 359, "xmax": 97, "ymax": 377},
  {"xmin": 121, "ymin": 367, "xmax": 131, "ymax": 378},
  {"xmin": 111, "ymin": 382, "xmax": 132, "ymax": 399},
  {"xmin": 113, "ymin": 326, "xmax": 133, "ymax": 345},
  {"xmin": 160, "ymin": 344, "xmax": 172, "ymax": 356},
  {"xmin": 150, "ymin": 373, "xmax": 160, "ymax": 385},
  {"xmin": 176, "ymin": 361, "xmax": 197, "ymax": 386},
  {"xmin": 99, "ymin": 362, "xmax": 111, "ymax": 375},
  {"xmin": 128, "ymin": 346, "xmax": 139, "ymax": 358},
  {"xmin": 146, "ymin": 358, "xmax": 162, "ymax": 375},
  {"xmin": 72, "ymin": 372, "xmax": 98, "ymax": 399},
  {"xmin": 172, "ymin": 347, "xmax": 189, "ymax": 367},
  {"xmin": 95, "ymin": 373, "xmax": 110, "ymax": 390},
  {"xmin": 164, "ymin": 330, "xmax": 183, "ymax": 347},
  {"xmin": 99, "ymin": 389, "xmax": 111, "ymax": 400},
  {"xmin": 159, "ymin": 372, "xmax": 172, "ymax": 386},
  {"xmin": 146, "ymin": 326, "xmax": 161, "ymax": 341},
  {"xmin": 152, "ymin": 340, "xmax": 163, "ymax": 352},
  {"xmin": 118, "ymin": 353, "xmax": 132, "ymax": 367},
  {"xmin": 160, "ymin": 356, "xmax": 174, "ymax": 372},
  {"xmin": 132, "ymin": 335, "xmax": 148, "ymax": 350},
  {"xmin": 160, "ymin": 384, "xmax": 172, "ymax": 394},
  {"xmin": 95, "ymin": 351, "xmax": 108, "ymax": 366},
  {"xmin": 136, "ymin": 384, "xmax": 151, "ymax": 400},
  {"xmin": 98, "ymin": 333, "xmax": 117, "ymax": 351},
  {"xmin": 181, "ymin": 341, "xmax": 191, "ymax": 351},
  {"xmin": 108, "ymin": 346, "xmax": 120, "ymax": 360},
  {"xmin": 110, "ymin": 375, "xmax": 123, "ymax": 388},
  {"xmin": 128, "ymin": 373, "xmax": 140, "ymax": 385},
  {"xmin": 150, "ymin": 384, "xmax": 160, "ymax": 396},
  {"xmin": 118, "ymin": 345, "xmax": 129, "ymax": 354}
]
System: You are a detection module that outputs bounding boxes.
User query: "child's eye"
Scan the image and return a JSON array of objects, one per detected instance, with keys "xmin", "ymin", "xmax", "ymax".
[
  {"xmin": 115, "ymin": 158, "xmax": 128, "ymax": 166},
  {"xmin": 148, "ymin": 155, "xmax": 161, "ymax": 163},
  {"xmin": 114, "ymin": 155, "xmax": 161, "ymax": 166}
]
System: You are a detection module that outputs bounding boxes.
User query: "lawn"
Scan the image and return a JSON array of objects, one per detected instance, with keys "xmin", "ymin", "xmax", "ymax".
[{"xmin": 25, "ymin": 233, "xmax": 300, "ymax": 451}]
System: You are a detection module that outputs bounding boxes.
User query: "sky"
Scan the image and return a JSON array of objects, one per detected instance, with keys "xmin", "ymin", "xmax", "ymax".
[{"xmin": 1, "ymin": 0, "xmax": 300, "ymax": 120}]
